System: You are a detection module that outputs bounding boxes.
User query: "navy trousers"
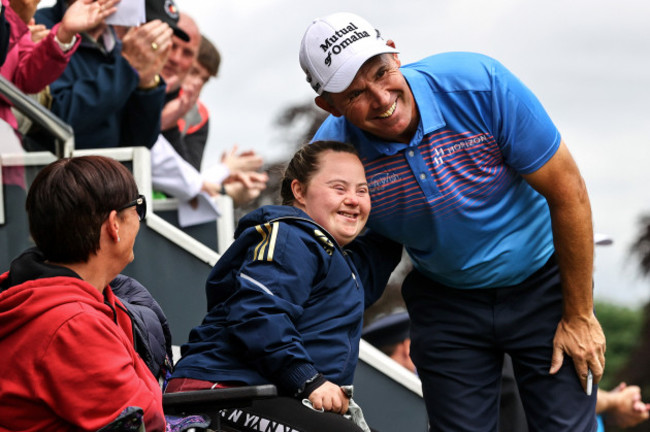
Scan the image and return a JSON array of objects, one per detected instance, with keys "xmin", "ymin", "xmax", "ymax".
[{"xmin": 402, "ymin": 256, "xmax": 597, "ymax": 432}]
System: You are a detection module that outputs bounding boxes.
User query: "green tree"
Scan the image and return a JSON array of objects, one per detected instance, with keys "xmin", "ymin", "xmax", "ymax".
[{"xmin": 595, "ymin": 301, "xmax": 644, "ymax": 391}]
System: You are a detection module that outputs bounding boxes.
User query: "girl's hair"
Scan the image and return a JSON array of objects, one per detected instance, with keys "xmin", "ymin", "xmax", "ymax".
[{"xmin": 280, "ymin": 141, "xmax": 360, "ymax": 205}]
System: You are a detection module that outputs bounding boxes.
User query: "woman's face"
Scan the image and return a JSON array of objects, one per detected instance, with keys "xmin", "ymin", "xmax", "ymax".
[
  {"xmin": 116, "ymin": 199, "xmax": 143, "ymax": 266},
  {"xmin": 293, "ymin": 151, "xmax": 371, "ymax": 246}
]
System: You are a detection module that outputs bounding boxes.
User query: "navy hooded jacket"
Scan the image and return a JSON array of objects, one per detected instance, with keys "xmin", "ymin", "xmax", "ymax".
[{"xmin": 171, "ymin": 205, "xmax": 401, "ymax": 396}]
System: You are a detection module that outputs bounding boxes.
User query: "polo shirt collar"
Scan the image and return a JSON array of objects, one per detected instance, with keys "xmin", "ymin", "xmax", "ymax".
[{"xmin": 402, "ymin": 67, "xmax": 446, "ymax": 136}]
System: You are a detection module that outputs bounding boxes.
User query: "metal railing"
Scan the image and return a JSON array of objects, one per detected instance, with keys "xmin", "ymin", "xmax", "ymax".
[
  {"xmin": 0, "ymin": 75, "xmax": 74, "ymax": 158},
  {"xmin": 0, "ymin": 72, "xmax": 234, "ymax": 257}
]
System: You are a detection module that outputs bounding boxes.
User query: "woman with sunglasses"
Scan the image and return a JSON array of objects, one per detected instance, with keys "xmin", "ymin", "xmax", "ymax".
[
  {"xmin": 168, "ymin": 141, "xmax": 402, "ymax": 432},
  {"xmin": 0, "ymin": 155, "xmax": 165, "ymax": 431}
]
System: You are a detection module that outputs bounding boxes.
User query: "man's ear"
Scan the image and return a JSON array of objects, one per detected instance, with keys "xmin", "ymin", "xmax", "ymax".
[
  {"xmin": 386, "ymin": 40, "xmax": 401, "ymax": 67},
  {"xmin": 315, "ymin": 95, "xmax": 343, "ymax": 117}
]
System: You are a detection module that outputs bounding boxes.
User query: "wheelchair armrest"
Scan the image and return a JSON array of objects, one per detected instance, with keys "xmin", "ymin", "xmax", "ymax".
[{"xmin": 163, "ymin": 384, "xmax": 278, "ymax": 416}]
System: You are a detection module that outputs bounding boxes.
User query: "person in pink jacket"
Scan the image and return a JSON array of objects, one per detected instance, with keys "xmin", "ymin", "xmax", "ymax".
[{"xmin": 0, "ymin": 0, "xmax": 118, "ymax": 132}]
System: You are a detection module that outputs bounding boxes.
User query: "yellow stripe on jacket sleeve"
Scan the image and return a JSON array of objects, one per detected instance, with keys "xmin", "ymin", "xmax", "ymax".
[
  {"xmin": 254, "ymin": 224, "xmax": 269, "ymax": 260},
  {"xmin": 254, "ymin": 222, "xmax": 280, "ymax": 262},
  {"xmin": 266, "ymin": 222, "xmax": 279, "ymax": 262}
]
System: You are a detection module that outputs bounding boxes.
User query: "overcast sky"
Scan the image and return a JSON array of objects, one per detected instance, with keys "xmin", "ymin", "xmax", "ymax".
[{"xmin": 175, "ymin": 0, "xmax": 650, "ymax": 306}]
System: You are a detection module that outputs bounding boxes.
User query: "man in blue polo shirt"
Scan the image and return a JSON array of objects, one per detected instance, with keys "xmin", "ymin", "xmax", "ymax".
[{"xmin": 299, "ymin": 12, "xmax": 605, "ymax": 431}]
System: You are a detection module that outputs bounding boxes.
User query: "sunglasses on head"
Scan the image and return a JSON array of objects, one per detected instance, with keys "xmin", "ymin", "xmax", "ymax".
[{"xmin": 116, "ymin": 194, "xmax": 147, "ymax": 221}]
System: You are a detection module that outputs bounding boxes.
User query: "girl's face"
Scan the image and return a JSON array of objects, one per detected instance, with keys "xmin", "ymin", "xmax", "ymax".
[{"xmin": 292, "ymin": 150, "xmax": 371, "ymax": 246}]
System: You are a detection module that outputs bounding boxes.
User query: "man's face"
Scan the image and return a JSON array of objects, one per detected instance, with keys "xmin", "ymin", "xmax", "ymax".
[
  {"xmin": 162, "ymin": 32, "xmax": 200, "ymax": 92},
  {"xmin": 317, "ymin": 54, "xmax": 419, "ymax": 144}
]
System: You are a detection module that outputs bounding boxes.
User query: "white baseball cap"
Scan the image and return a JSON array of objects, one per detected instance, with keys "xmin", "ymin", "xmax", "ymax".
[{"xmin": 299, "ymin": 12, "xmax": 398, "ymax": 95}]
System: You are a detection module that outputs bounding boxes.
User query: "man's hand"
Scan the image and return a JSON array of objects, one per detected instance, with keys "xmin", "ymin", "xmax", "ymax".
[
  {"xmin": 549, "ymin": 313, "xmax": 606, "ymax": 392},
  {"xmin": 160, "ymin": 79, "xmax": 201, "ymax": 130},
  {"xmin": 199, "ymin": 180, "xmax": 221, "ymax": 197},
  {"xmin": 224, "ymin": 171, "xmax": 268, "ymax": 190},
  {"xmin": 200, "ymin": 171, "xmax": 268, "ymax": 207},
  {"xmin": 222, "ymin": 171, "xmax": 269, "ymax": 207},
  {"xmin": 308, "ymin": 381, "xmax": 350, "ymax": 414},
  {"xmin": 9, "ymin": 0, "xmax": 42, "ymax": 24},
  {"xmin": 28, "ymin": 20, "xmax": 49, "ymax": 43},
  {"xmin": 121, "ymin": 20, "xmax": 173, "ymax": 88},
  {"xmin": 221, "ymin": 145, "xmax": 264, "ymax": 173},
  {"xmin": 599, "ymin": 383, "xmax": 650, "ymax": 428},
  {"xmin": 57, "ymin": 0, "xmax": 120, "ymax": 43}
]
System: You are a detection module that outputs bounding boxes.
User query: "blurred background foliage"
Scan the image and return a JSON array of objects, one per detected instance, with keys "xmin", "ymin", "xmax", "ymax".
[{"xmin": 595, "ymin": 301, "xmax": 644, "ymax": 391}]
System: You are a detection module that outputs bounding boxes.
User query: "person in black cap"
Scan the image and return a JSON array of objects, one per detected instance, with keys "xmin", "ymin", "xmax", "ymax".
[
  {"xmin": 149, "ymin": 11, "xmax": 269, "ymax": 207},
  {"xmin": 362, "ymin": 310, "xmax": 415, "ymax": 374},
  {"xmin": 31, "ymin": 0, "xmax": 179, "ymax": 150},
  {"xmin": 143, "ymin": 0, "xmax": 188, "ymax": 42}
]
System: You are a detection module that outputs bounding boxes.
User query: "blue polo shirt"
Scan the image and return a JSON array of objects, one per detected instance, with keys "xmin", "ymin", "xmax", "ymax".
[{"xmin": 313, "ymin": 52, "xmax": 560, "ymax": 289}]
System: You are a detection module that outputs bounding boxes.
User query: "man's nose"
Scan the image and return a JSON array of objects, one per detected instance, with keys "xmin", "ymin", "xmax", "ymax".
[
  {"xmin": 367, "ymin": 83, "xmax": 391, "ymax": 109},
  {"xmin": 168, "ymin": 46, "xmax": 181, "ymax": 64}
]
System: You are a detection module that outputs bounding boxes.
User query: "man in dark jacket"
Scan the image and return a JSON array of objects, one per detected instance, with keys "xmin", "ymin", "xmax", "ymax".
[{"xmin": 34, "ymin": 0, "xmax": 188, "ymax": 149}]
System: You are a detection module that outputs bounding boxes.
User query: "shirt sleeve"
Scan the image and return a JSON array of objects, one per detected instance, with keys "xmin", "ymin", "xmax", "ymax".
[
  {"xmin": 345, "ymin": 228, "xmax": 403, "ymax": 308},
  {"xmin": 120, "ymin": 83, "xmax": 165, "ymax": 149},
  {"xmin": 48, "ymin": 50, "xmax": 139, "ymax": 136},
  {"xmin": 150, "ymin": 134, "xmax": 203, "ymax": 200},
  {"xmin": 10, "ymin": 22, "xmax": 80, "ymax": 94},
  {"xmin": 490, "ymin": 58, "xmax": 562, "ymax": 174}
]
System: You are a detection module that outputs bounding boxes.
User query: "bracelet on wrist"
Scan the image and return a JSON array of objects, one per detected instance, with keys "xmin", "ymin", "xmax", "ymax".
[
  {"xmin": 54, "ymin": 34, "xmax": 77, "ymax": 52},
  {"xmin": 138, "ymin": 74, "xmax": 161, "ymax": 90}
]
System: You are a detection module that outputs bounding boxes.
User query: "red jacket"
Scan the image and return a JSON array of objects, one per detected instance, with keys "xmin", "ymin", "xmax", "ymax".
[{"xmin": 0, "ymin": 250, "xmax": 165, "ymax": 431}]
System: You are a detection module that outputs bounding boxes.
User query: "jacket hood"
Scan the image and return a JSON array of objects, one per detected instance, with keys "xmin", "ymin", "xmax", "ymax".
[
  {"xmin": 234, "ymin": 205, "xmax": 312, "ymax": 239},
  {"xmin": 0, "ymin": 248, "xmax": 106, "ymax": 339}
]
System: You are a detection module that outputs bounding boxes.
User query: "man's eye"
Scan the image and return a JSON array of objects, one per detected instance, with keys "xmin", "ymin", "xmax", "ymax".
[{"xmin": 349, "ymin": 91, "xmax": 362, "ymax": 101}]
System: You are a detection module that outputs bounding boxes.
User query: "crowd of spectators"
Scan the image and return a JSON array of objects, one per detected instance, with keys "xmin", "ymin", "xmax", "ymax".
[{"xmin": 1, "ymin": 0, "xmax": 267, "ymax": 217}]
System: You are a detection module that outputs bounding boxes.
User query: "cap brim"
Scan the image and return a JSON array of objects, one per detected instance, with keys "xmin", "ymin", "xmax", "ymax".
[
  {"xmin": 172, "ymin": 26, "xmax": 190, "ymax": 42},
  {"xmin": 323, "ymin": 45, "xmax": 399, "ymax": 94},
  {"xmin": 362, "ymin": 311, "xmax": 410, "ymax": 347}
]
